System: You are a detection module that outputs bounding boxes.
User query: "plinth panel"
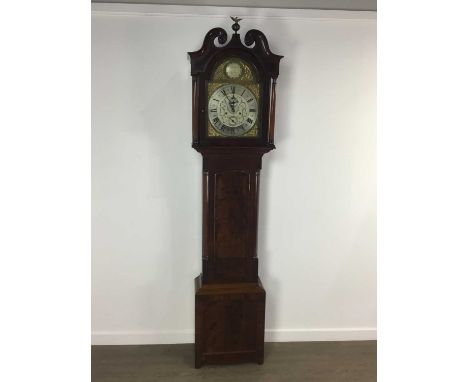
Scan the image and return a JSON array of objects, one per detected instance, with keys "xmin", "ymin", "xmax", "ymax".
[{"xmin": 194, "ymin": 275, "xmax": 265, "ymax": 368}]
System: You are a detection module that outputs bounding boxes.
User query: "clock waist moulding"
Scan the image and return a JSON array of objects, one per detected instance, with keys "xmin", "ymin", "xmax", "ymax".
[{"xmin": 188, "ymin": 18, "xmax": 282, "ymax": 368}]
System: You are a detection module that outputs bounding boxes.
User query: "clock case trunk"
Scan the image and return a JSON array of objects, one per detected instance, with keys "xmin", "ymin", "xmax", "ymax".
[{"xmin": 189, "ymin": 25, "xmax": 282, "ymax": 368}]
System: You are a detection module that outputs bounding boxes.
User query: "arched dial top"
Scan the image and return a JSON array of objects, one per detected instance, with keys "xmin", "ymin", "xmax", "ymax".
[{"xmin": 207, "ymin": 57, "xmax": 260, "ymax": 138}]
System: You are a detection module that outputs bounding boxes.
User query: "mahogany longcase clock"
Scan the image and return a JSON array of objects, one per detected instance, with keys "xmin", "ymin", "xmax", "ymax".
[{"xmin": 188, "ymin": 18, "xmax": 282, "ymax": 368}]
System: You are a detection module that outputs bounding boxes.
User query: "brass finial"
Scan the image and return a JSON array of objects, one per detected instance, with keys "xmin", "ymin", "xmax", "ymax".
[{"xmin": 230, "ymin": 16, "xmax": 242, "ymax": 34}]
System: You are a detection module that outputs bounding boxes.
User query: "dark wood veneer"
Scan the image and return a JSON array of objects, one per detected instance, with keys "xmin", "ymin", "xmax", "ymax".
[{"xmin": 189, "ymin": 20, "xmax": 282, "ymax": 368}]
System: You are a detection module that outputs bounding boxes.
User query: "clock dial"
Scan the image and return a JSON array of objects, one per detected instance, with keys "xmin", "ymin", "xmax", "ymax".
[{"xmin": 208, "ymin": 84, "xmax": 258, "ymax": 137}]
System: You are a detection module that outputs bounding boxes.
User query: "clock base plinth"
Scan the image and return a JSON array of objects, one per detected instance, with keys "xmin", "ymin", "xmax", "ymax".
[{"xmin": 194, "ymin": 275, "xmax": 266, "ymax": 368}]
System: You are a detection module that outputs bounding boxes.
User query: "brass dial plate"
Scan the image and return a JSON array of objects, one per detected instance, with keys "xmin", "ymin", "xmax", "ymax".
[{"xmin": 207, "ymin": 58, "xmax": 260, "ymax": 138}]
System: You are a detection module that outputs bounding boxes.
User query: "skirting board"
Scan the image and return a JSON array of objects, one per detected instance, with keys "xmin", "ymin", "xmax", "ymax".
[{"xmin": 92, "ymin": 328, "xmax": 376, "ymax": 345}]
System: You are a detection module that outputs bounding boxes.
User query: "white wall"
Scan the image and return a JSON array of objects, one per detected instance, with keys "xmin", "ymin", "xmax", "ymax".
[{"xmin": 91, "ymin": 4, "xmax": 376, "ymax": 345}]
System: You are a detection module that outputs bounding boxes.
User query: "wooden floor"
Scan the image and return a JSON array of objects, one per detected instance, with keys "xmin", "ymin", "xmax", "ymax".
[{"xmin": 92, "ymin": 341, "xmax": 376, "ymax": 382}]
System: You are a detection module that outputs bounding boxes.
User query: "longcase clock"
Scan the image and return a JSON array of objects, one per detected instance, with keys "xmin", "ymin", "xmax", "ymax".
[{"xmin": 188, "ymin": 17, "xmax": 282, "ymax": 368}]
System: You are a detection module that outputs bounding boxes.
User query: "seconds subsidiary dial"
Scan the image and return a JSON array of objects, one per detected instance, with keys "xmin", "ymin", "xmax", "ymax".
[{"xmin": 208, "ymin": 84, "xmax": 258, "ymax": 137}]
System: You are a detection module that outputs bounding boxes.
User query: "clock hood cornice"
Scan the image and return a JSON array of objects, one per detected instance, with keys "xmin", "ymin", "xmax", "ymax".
[{"xmin": 188, "ymin": 27, "xmax": 283, "ymax": 78}]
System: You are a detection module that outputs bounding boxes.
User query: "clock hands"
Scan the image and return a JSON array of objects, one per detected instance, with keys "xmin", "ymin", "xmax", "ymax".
[{"xmin": 228, "ymin": 94, "xmax": 237, "ymax": 113}]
